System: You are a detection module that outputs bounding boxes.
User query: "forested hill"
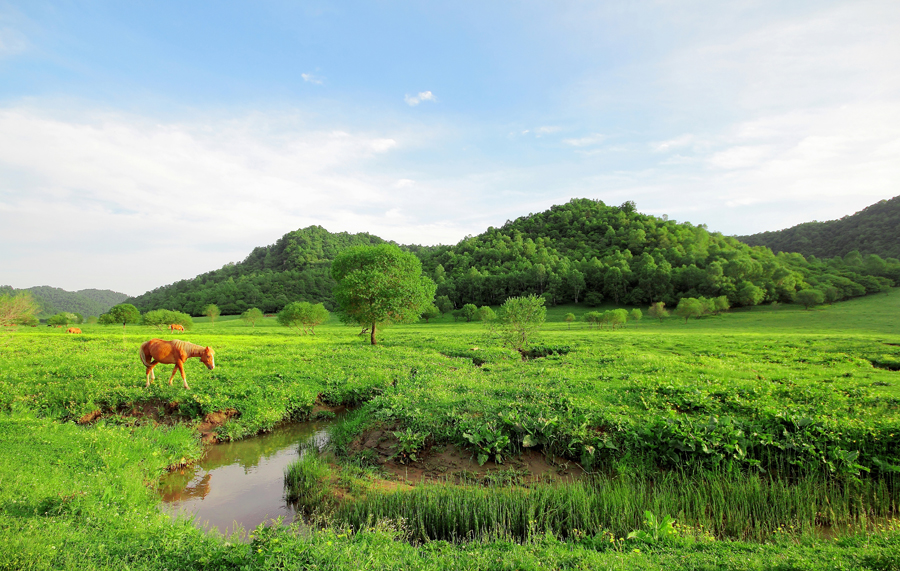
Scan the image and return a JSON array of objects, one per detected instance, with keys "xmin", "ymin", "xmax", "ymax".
[
  {"xmin": 736, "ymin": 195, "xmax": 900, "ymax": 260},
  {"xmin": 0, "ymin": 285, "xmax": 128, "ymax": 317},
  {"xmin": 127, "ymin": 199, "xmax": 900, "ymax": 316},
  {"xmin": 128, "ymin": 226, "xmax": 387, "ymax": 315}
]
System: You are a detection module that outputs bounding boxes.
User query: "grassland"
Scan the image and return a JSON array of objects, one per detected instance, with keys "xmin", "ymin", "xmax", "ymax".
[{"xmin": 1, "ymin": 292, "xmax": 899, "ymax": 569}]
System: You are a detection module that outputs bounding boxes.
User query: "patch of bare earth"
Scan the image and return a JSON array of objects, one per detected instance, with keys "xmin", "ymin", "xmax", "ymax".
[{"xmin": 348, "ymin": 426, "xmax": 582, "ymax": 486}]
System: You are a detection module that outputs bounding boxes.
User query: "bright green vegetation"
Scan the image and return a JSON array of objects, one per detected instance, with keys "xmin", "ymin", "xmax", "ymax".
[
  {"xmin": 0, "ymin": 285, "xmax": 128, "ymax": 318},
  {"xmin": 738, "ymin": 195, "xmax": 900, "ymax": 260},
  {"xmin": 127, "ymin": 199, "xmax": 900, "ymax": 318},
  {"xmin": 2, "ymin": 291, "xmax": 900, "ymax": 568}
]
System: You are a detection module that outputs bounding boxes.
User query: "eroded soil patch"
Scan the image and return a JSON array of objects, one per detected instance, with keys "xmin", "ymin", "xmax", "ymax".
[{"xmin": 348, "ymin": 425, "xmax": 582, "ymax": 486}]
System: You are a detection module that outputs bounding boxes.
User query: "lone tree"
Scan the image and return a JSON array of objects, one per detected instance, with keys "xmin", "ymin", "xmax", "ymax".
[
  {"xmin": 278, "ymin": 301, "xmax": 330, "ymax": 334},
  {"xmin": 331, "ymin": 244, "xmax": 436, "ymax": 345},
  {"xmin": 99, "ymin": 303, "xmax": 141, "ymax": 331},
  {"xmin": 420, "ymin": 304, "xmax": 441, "ymax": 323},
  {"xmin": 0, "ymin": 291, "xmax": 39, "ymax": 327},
  {"xmin": 241, "ymin": 307, "xmax": 264, "ymax": 327},
  {"xmin": 794, "ymin": 289, "xmax": 825, "ymax": 310},
  {"xmin": 674, "ymin": 298, "xmax": 704, "ymax": 323},
  {"xmin": 142, "ymin": 309, "xmax": 192, "ymax": 330},
  {"xmin": 648, "ymin": 301, "xmax": 668, "ymax": 323},
  {"xmin": 498, "ymin": 294, "xmax": 546, "ymax": 351},
  {"xmin": 564, "ymin": 312, "xmax": 576, "ymax": 329},
  {"xmin": 204, "ymin": 304, "xmax": 221, "ymax": 325},
  {"xmin": 47, "ymin": 312, "xmax": 78, "ymax": 328}
]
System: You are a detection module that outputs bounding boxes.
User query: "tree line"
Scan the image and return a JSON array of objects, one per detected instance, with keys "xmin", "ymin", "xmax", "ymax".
[{"xmin": 125, "ymin": 198, "xmax": 900, "ymax": 316}]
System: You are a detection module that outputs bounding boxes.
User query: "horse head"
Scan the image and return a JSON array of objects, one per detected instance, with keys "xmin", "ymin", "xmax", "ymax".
[{"xmin": 201, "ymin": 346, "xmax": 215, "ymax": 370}]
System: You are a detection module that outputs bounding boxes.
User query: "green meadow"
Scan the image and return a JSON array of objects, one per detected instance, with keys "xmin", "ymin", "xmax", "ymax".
[{"xmin": 1, "ymin": 292, "xmax": 900, "ymax": 569}]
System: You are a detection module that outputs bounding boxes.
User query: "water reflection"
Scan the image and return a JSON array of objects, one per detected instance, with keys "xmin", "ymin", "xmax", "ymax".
[{"xmin": 158, "ymin": 420, "xmax": 332, "ymax": 538}]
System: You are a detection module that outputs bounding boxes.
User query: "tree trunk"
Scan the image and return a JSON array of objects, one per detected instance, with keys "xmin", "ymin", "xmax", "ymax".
[{"xmin": 370, "ymin": 322, "xmax": 377, "ymax": 345}]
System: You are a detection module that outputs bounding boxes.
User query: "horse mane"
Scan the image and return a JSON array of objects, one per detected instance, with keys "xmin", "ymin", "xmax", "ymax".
[{"xmin": 171, "ymin": 339, "xmax": 205, "ymax": 357}]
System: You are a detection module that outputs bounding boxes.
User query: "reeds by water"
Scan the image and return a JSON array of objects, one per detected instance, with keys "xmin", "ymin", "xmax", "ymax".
[{"xmin": 334, "ymin": 470, "xmax": 899, "ymax": 543}]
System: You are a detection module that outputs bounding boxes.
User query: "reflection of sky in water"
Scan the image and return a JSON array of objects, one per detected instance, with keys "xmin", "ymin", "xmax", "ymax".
[{"xmin": 159, "ymin": 422, "xmax": 330, "ymax": 538}]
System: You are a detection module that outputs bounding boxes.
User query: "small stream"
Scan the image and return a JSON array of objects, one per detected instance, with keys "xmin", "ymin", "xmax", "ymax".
[{"xmin": 158, "ymin": 420, "xmax": 332, "ymax": 538}]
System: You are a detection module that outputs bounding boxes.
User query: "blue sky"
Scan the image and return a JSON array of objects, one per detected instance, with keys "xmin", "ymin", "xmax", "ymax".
[{"xmin": 2, "ymin": 1, "xmax": 899, "ymax": 295}]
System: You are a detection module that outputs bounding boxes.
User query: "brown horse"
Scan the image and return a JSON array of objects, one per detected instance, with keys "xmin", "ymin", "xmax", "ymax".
[
  {"xmin": 169, "ymin": 323, "xmax": 185, "ymax": 331},
  {"xmin": 139, "ymin": 339, "xmax": 214, "ymax": 389},
  {"xmin": 66, "ymin": 327, "xmax": 82, "ymax": 334}
]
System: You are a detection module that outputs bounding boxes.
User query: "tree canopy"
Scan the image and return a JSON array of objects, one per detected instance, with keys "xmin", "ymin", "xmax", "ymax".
[{"xmin": 331, "ymin": 244, "xmax": 436, "ymax": 345}]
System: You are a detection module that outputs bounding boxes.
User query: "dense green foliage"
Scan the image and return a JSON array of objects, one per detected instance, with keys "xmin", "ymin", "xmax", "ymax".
[
  {"xmin": 98, "ymin": 303, "xmax": 141, "ymax": 329},
  {"xmin": 0, "ymin": 285, "xmax": 128, "ymax": 317},
  {"xmin": 277, "ymin": 301, "xmax": 329, "ymax": 334},
  {"xmin": 332, "ymin": 244, "xmax": 436, "ymax": 345},
  {"xmin": 141, "ymin": 309, "xmax": 193, "ymax": 330},
  {"xmin": 128, "ymin": 226, "xmax": 387, "ymax": 315},
  {"xmin": 2, "ymin": 291, "xmax": 900, "ymax": 567},
  {"xmin": 126, "ymin": 199, "xmax": 900, "ymax": 319},
  {"xmin": 737, "ymin": 195, "xmax": 900, "ymax": 259}
]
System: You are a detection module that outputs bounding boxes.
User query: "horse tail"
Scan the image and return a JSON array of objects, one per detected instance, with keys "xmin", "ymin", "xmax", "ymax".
[{"xmin": 138, "ymin": 341, "xmax": 151, "ymax": 368}]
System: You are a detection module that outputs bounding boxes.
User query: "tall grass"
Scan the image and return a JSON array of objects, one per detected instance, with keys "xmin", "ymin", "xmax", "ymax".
[
  {"xmin": 335, "ymin": 470, "xmax": 900, "ymax": 543},
  {"xmin": 284, "ymin": 448, "xmax": 332, "ymax": 510}
]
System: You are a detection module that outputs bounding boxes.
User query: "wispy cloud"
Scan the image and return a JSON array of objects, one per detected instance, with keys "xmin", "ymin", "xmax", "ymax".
[
  {"xmin": 404, "ymin": 91, "xmax": 437, "ymax": 106},
  {"xmin": 301, "ymin": 73, "xmax": 323, "ymax": 85},
  {"xmin": 563, "ymin": 133, "xmax": 605, "ymax": 147}
]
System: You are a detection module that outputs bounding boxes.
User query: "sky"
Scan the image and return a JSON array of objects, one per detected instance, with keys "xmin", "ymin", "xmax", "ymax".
[{"xmin": 1, "ymin": 1, "xmax": 898, "ymax": 296}]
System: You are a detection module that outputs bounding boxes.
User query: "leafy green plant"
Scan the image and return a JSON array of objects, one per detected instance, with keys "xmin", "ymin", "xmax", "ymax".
[{"xmin": 627, "ymin": 510, "xmax": 677, "ymax": 544}]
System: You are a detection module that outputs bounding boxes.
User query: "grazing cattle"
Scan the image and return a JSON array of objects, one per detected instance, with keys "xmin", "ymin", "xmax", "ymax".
[
  {"xmin": 169, "ymin": 323, "xmax": 185, "ymax": 332},
  {"xmin": 66, "ymin": 327, "xmax": 82, "ymax": 334},
  {"xmin": 139, "ymin": 339, "xmax": 215, "ymax": 389}
]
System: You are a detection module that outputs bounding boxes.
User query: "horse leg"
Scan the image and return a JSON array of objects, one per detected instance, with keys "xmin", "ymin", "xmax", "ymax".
[
  {"xmin": 167, "ymin": 362, "xmax": 180, "ymax": 386},
  {"xmin": 145, "ymin": 361, "xmax": 158, "ymax": 387}
]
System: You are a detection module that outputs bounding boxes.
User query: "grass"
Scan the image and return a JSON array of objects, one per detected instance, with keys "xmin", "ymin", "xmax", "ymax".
[{"xmin": 1, "ymin": 290, "xmax": 900, "ymax": 568}]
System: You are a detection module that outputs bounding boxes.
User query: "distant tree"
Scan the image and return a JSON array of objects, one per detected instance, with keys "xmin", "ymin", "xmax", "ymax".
[
  {"xmin": 0, "ymin": 291, "xmax": 39, "ymax": 327},
  {"xmin": 47, "ymin": 312, "xmax": 77, "ymax": 328},
  {"xmin": 498, "ymin": 294, "xmax": 546, "ymax": 350},
  {"xmin": 648, "ymin": 302, "xmax": 668, "ymax": 323},
  {"xmin": 475, "ymin": 306, "xmax": 496, "ymax": 323},
  {"xmin": 142, "ymin": 309, "xmax": 193, "ymax": 330},
  {"xmin": 737, "ymin": 283, "xmax": 766, "ymax": 307},
  {"xmin": 794, "ymin": 289, "xmax": 825, "ymax": 310},
  {"xmin": 99, "ymin": 303, "xmax": 141, "ymax": 331},
  {"xmin": 630, "ymin": 308, "xmax": 643, "ymax": 325},
  {"xmin": 420, "ymin": 304, "xmax": 441, "ymax": 323},
  {"xmin": 19, "ymin": 315, "xmax": 40, "ymax": 327},
  {"xmin": 435, "ymin": 295, "xmax": 454, "ymax": 314},
  {"xmin": 240, "ymin": 307, "xmax": 264, "ymax": 327},
  {"xmin": 278, "ymin": 301, "xmax": 329, "ymax": 334},
  {"xmin": 564, "ymin": 312, "xmax": 576, "ymax": 329},
  {"xmin": 204, "ymin": 304, "xmax": 221, "ymax": 325},
  {"xmin": 608, "ymin": 308, "xmax": 629, "ymax": 329},
  {"xmin": 331, "ymin": 244, "xmax": 436, "ymax": 345},
  {"xmin": 823, "ymin": 286, "xmax": 841, "ymax": 305},
  {"xmin": 698, "ymin": 297, "xmax": 715, "ymax": 316},
  {"xmin": 584, "ymin": 291, "xmax": 604, "ymax": 307},
  {"xmin": 583, "ymin": 311, "xmax": 602, "ymax": 328},
  {"xmin": 568, "ymin": 270, "xmax": 586, "ymax": 304},
  {"xmin": 713, "ymin": 296, "xmax": 731, "ymax": 315},
  {"xmin": 674, "ymin": 298, "xmax": 704, "ymax": 323},
  {"xmin": 460, "ymin": 303, "xmax": 478, "ymax": 322}
]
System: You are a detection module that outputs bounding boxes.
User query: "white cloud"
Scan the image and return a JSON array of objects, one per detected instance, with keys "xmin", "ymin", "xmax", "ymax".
[
  {"xmin": 562, "ymin": 133, "xmax": 605, "ymax": 147},
  {"xmin": 404, "ymin": 91, "xmax": 437, "ymax": 106},
  {"xmin": 301, "ymin": 73, "xmax": 323, "ymax": 85},
  {"xmin": 535, "ymin": 126, "xmax": 560, "ymax": 136},
  {"xmin": 0, "ymin": 107, "xmax": 417, "ymax": 293}
]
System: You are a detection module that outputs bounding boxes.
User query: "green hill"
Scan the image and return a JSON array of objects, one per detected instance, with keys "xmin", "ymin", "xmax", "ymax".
[
  {"xmin": 128, "ymin": 226, "xmax": 387, "ymax": 315},
  {"xmin": 0, "ymin": 285, "xmax": 129, "ymax": 317},
  {"xmin": 127, "ymin": 198, "xmax": 900, "ymax": 316},
  {"xmin": 736, "ymin": 195, "xmax": 900, "ymax": 260}
]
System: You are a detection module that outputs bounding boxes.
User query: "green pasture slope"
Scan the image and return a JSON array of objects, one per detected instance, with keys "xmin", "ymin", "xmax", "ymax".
[{"xmin": 1, "ymin": 292, "xmax": 900, "ymax": 569}]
